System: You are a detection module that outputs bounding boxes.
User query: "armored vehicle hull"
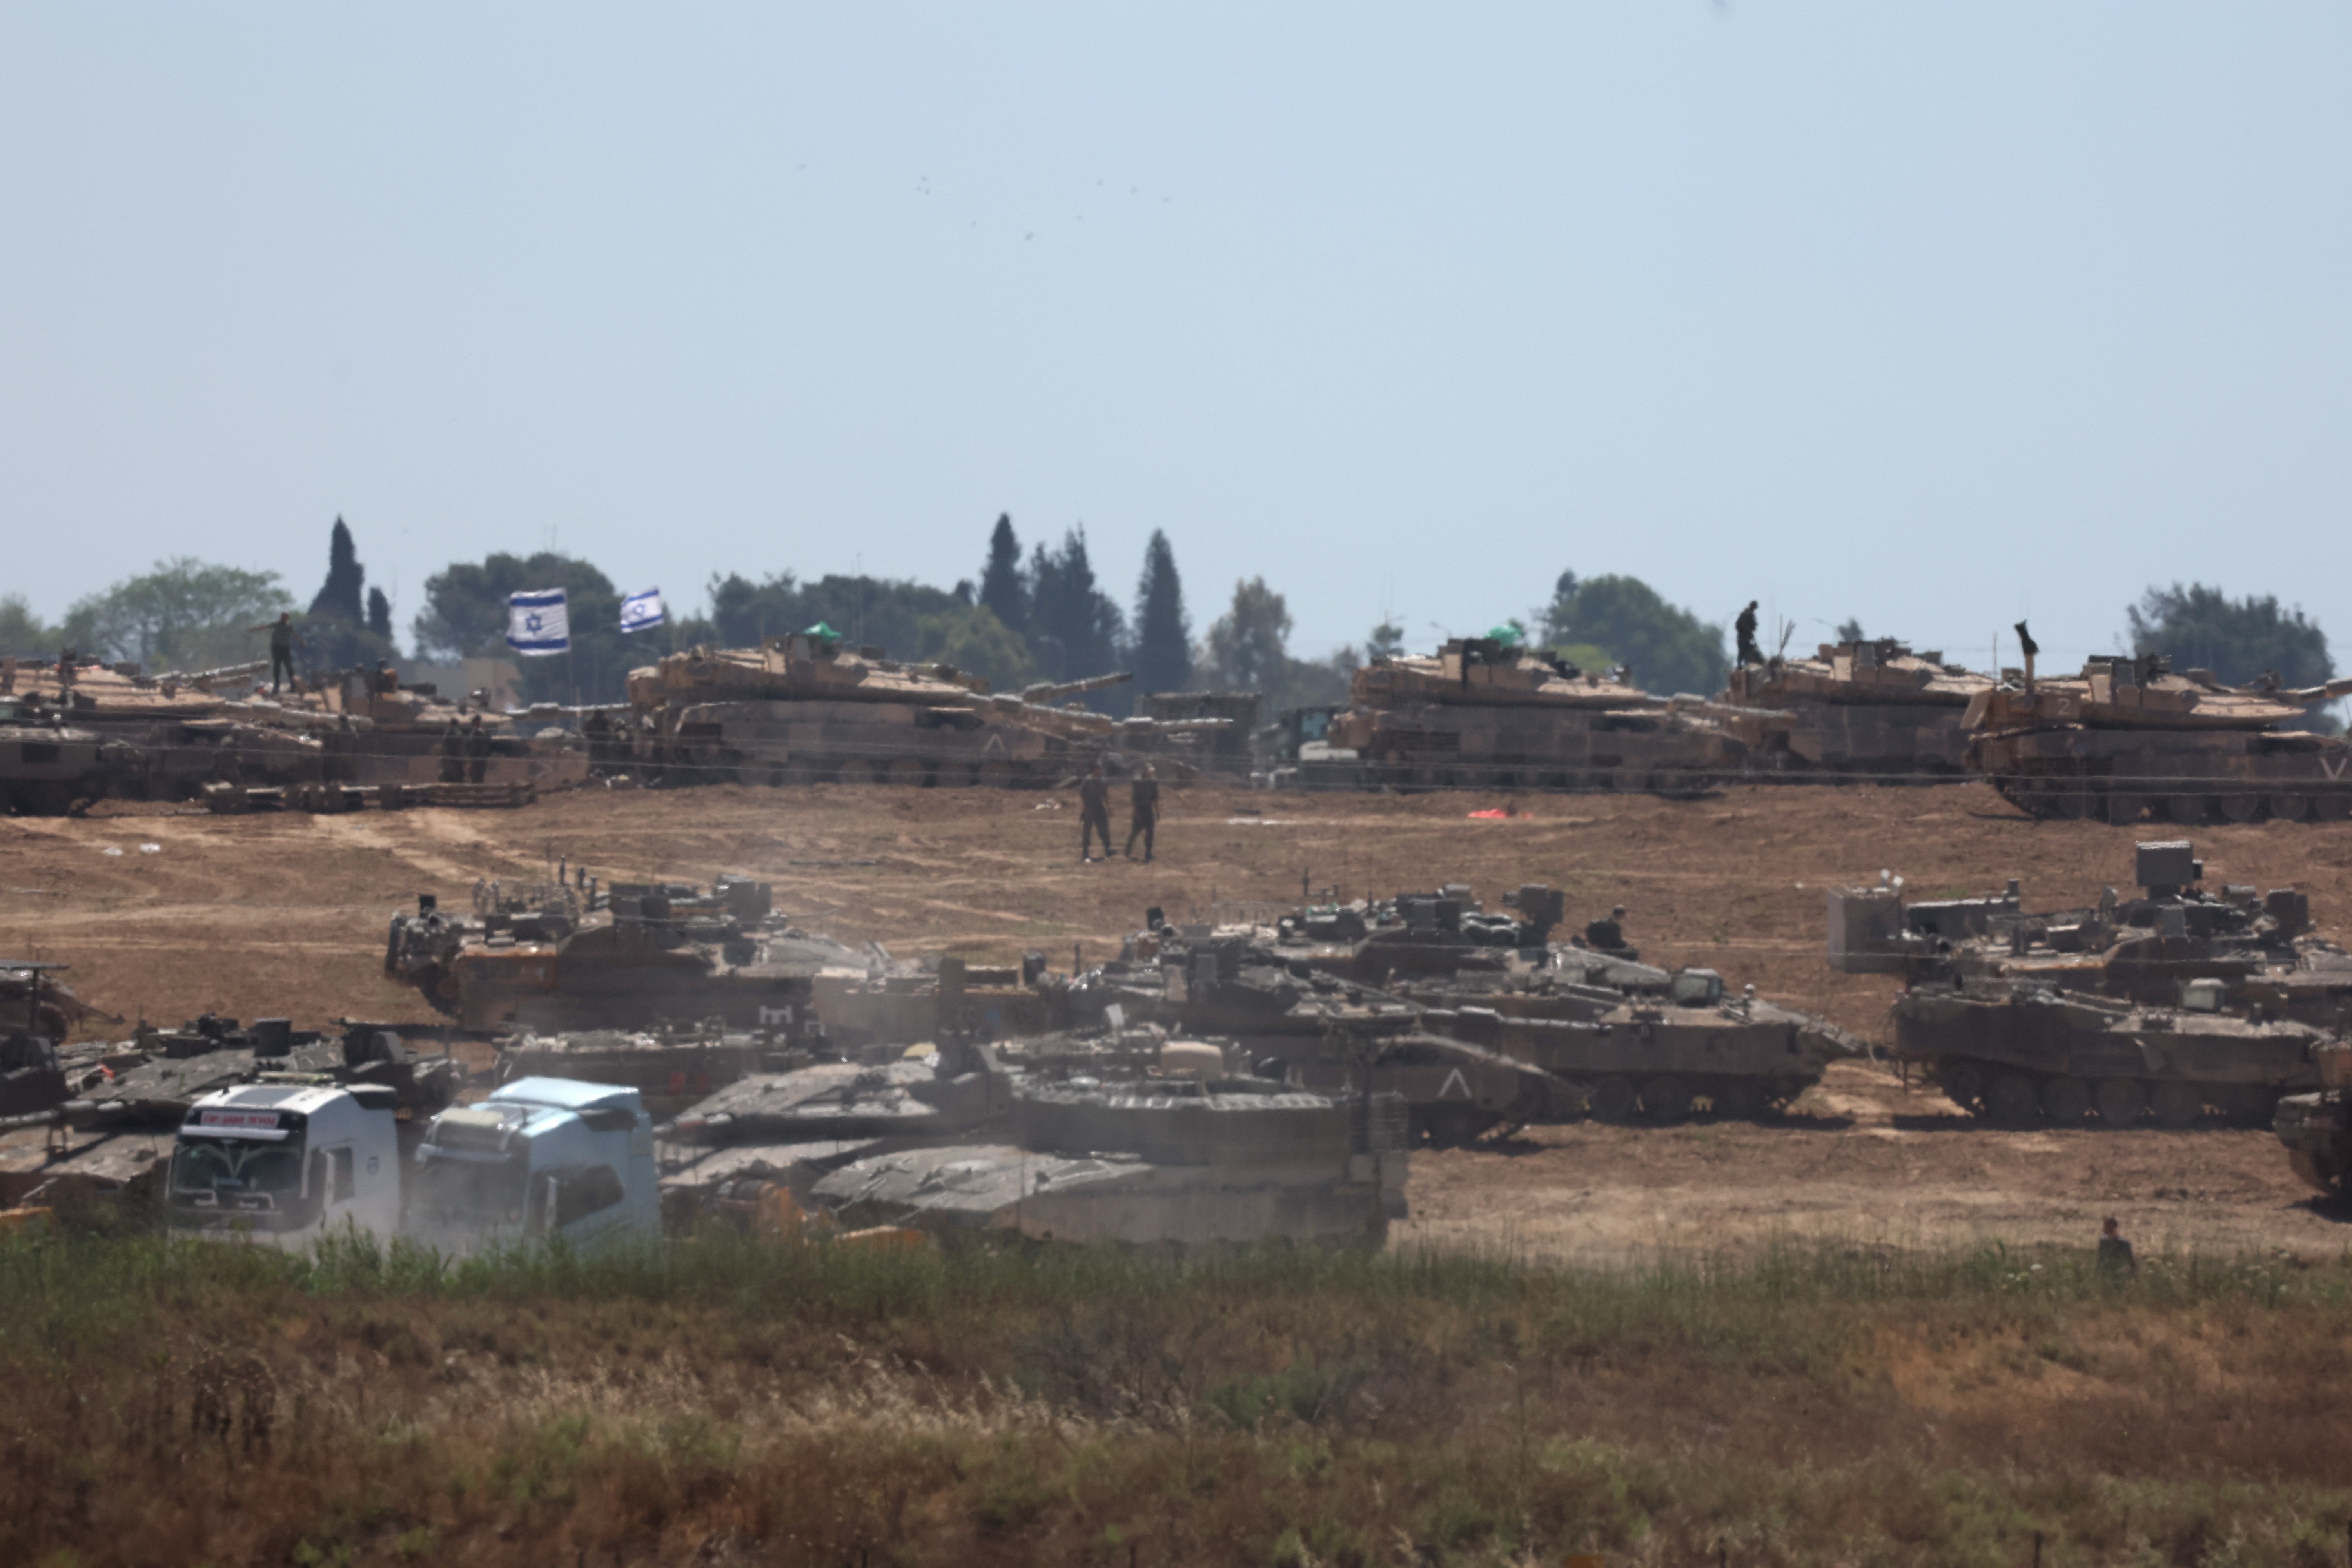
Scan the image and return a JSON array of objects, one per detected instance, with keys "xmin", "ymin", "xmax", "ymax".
[
  {"xmin": 2275, "ymin": 1045, "xmax": 2352, "ymax": 1194},
  {"xmin": 1330, "ymin": 638, "xmax": 1743, "ymax": 795},
  {"xmin": 1891, "ymin": 983, "xmax": 2324, "ymax": 1128},
  {"xmin": 1719, "ymin": 639, "xmax": 1991, "ymax": 779},
  {"xmin": 1965, "ymin": 656, "xmax": 2352, "ymax": 824},
  {"xmin": 0, "ymin": 710, "xmax": 143, "ymax": 815}
]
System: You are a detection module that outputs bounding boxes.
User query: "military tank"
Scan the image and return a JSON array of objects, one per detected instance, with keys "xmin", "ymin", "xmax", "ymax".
[
  {"xmin": 1964, "ymin": 653, "xmax": 2352, "ymax": 824},
  {"xmin": 628, "ymin": 632, "xmax": 1228, "ymax": 788},
  {"xmin": 0, "ymin": 697, "xmax": 145, "ymax": 814},
  {"xmin": 1325, "ymin": 637, "xmax": 1746, "ymax": 796},
  {"xmin": 1717, "ymin": 638, "xmax": 1992, "ymax": 779}
]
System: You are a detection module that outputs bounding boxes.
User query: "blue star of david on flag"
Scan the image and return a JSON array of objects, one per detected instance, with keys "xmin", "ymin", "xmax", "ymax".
[
  {"xmin": 506, "ymin": 588, "xmax": 571, "ymax": 657},
  {"xmin": 619, "ymin": 588, "xmax": 666, "ymax": 634}
]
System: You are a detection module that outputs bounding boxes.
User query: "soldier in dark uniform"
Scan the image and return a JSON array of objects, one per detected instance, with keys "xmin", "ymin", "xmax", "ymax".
[
  {"xmin": 439, "ymin": 720, "xmax": 466, "ymax": 783},
  {"xmin": 2097, "ymin": 1215, "xmax": 2137, "ymax": 1273},
  {"xmin": 1584, "ymin": 905, "xmax": 1630, "ymax": 955},
  {"xmin": 1735, "ymin": 601, "xmax": 1762, "ymax": 668},
  {"xmin": 1078, "ymin": 760, "xmax": 1112, "ymax": 863},
  {"xmin": 464, "ymin": 715, "xmax": 492, "ymax": 784},
  {"xmin": 249, "ymin": 612, "xmax": 298, "ymax": 693},
  {"xmin": 1124, "ymin": 764, "xmax": 1161, "ymax": 862}
]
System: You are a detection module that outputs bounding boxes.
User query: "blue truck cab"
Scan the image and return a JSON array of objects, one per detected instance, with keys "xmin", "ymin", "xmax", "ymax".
[{"xmin": 405, "ymin": 1077, "xmax": 659, "ymax": 1254}]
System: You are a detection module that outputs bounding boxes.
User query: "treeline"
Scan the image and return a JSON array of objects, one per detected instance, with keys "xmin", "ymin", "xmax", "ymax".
[{"xmin": 2, "ymin": 515, "xmax": 2333, "ymax": 717}]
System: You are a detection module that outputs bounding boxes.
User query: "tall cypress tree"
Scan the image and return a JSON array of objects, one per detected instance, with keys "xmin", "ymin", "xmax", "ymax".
[
  {"xmin": 977, "ymin": 513, "xmax": 1028, "ymax": 634},
  {"xmin": 1132, "ymin": 530, "xmax": 1191, "ymax": 693},
  {"xmin": 309, "ymin": 516, "xmax": 367, "ymax": 624},
  {"xmin": 367, "ymin": 587, "xmax": 394, "ymax": 644}
]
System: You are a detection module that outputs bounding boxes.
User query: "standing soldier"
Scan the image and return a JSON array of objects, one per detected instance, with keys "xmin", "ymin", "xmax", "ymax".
[
  {"xmin": 439, "ymin": 720, "xmax": 466, "ymax": 784},
  {"xmin": 1124, "ymin": 763, "xmax": 1161, "ymax": 863},
  {"xmin": 1078, "ymin": 760, "xmax": 1113, "ymax": 863},
  {"xmin": 1734, "ymin": 601, "xmax": 1763, "ymax": 668},
  {"xmin": 249, "ymin": 612, "xmax": 298, "ymax": 693},
  {"xmin": 465, "ymin": 715, "xmax": 492, "ymax": 784}
]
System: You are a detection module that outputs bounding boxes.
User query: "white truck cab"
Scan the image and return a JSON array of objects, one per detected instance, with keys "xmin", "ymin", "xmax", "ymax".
[
  {"xmin": 168, "ymin": 1083, "xmax": 403, "ymax": 1247},
  {"xmin": 405, "ymin": 1077, "xmax": 659, "ymax": 1255}
]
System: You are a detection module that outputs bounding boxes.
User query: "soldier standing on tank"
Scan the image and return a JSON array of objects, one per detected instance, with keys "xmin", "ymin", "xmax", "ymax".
[
  {"xmin": 249, "ymin": 612, "xmax": 298, "ymax": 693},
  {"xmin": 2097, "ymin": 1215, "xmax": 2137, "ymax": 1274},
  {"xmin": 1735, "ymin": 601, "xmax": 1763, "ymax": 668},
  {"xmin": 1124, "ymin": 764, "xmax": 1161, "ymax": 863},
  {"xmin": 465, "ymin": 714, "xmax": 492, "ymax": 784},
  {"xmin": 439, "ymin": 720, "xmax": 466, "ymax": 783},
  {"xmin": 1078, "ymin": 760, "xmax": 1113, "ymax": 863}
]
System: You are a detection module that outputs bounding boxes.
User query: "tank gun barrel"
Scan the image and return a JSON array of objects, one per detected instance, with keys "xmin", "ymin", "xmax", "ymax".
[
  {"xmin": 177, "ymin": 660, "xmax": 269, "ymax": 684},
  {"xmin": 2286, "ymin": 675, "xmax": 2352, "ymax": 704},
  {"xmin": 1020, "ymin": 671, "xmax": 1136, "ymax": 704}
]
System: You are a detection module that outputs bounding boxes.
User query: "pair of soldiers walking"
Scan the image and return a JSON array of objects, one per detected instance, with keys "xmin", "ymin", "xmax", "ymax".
[{"xmin": 1078, "ymin": 760, "xmax": 1160, "ymax": 864}]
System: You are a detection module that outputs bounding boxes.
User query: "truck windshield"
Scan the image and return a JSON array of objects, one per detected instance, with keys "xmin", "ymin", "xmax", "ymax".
[
  {"xmin": 171, "ymin": 1136, "xmax": 306, "ymax": 1210},
  {"xmin": 411, "ymin": 1154, "xmax": 531, "ymax": 1230}
]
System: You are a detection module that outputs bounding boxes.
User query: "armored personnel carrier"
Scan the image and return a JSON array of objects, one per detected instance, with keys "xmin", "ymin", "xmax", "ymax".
[
  {"xmin": 1106, "ymin": 885, "xmax": 1856, "ymax": 1129},
  {"xmin": 1326, "ymin": 637, "xmax": 1746, "ymax": 796},
  {"xmin": 628, "ymin": 633, "xmax": 1228, "ymax": 788},
  {"xmin": 1829, "ymin": 840, "xmax": 2352, "ymax": 1029},
  {"xmin": 1717, "ymin": 638, "xmax": 1992, "ymax": 779},
  {"xmin": 1964, "ymin": 653, "xmax": 2352, "ymax": 823},
  {"xmin": 1891, "ymin": 981, "xmax": 2326, "ymax": 1127}
]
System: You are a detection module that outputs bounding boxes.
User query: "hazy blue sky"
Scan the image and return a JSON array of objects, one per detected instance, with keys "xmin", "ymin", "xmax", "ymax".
[{"xmin": 5, "ymin": 5, "xmax": 2347, "ymax": 670}]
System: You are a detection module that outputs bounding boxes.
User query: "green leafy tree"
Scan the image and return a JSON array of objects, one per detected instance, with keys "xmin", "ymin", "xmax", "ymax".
[
  {"xmin": 0, "ymin": 595, "xmax": 57, "ymax": 658},
  {"xmin": 1834, "ymin": 617, "xmax": 1865, "ymax": 644},
  {"xmin": 977, "ymin": 514, "xmax": 1029, "ymax": 635},
  {"xmin": 1540, "ymin": 573, "xmax": 1726, "ymax": 696},
  {"xmin": 57, "ymin": 559, "xmax": 293, "ymax": 672},
  {"xmin": 1365, "ymin": 619, "xmax": 1405, "ymax": 662},
  {"xmin": 1131, "ymin": 530, "xmax": 1192, "ymax": 694},
  {"xmin": 1202, "ymin": 577, "xmax": 1291, "ymax": 693},
  {"xmin": 412, "ymin": 552, "xmax": 626, "ymax": 705},
  {"xmin": 2126, "ymin": 583, "xmax": 2331, "ymax": 689},
  {"xmin": 1027, "ymin": 528, "xmax": 1127, "ymax": 708}
]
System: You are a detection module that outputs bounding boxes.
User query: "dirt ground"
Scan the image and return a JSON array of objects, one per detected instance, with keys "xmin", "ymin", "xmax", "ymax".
[{"xmin": 6, "ymin": 776, "xmax": 2350, "ymax": 1260}]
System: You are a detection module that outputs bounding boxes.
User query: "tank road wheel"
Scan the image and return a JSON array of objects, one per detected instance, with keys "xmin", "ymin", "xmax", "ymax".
[
  {"xmin": 1641, "ymin": 1076, "xmax": 1693, "ymax": 1123},
  {"xmin": 2094, "ymin": 1077, "xmax": 2147, "ymax": 1127},
  {"xmin": 977, "ymin": 758, "xmax": 1014, "ymax": 789},
  {"xmin": 2103, "ymin": 792, "xmax": 2150, "ymax": 826},
  {"xmin": 1985, "ymin": 1074, "xmax": 2041, "ymax": 1127},
  {"xmin": 1714, "ymin": 1078, "xmax": 1768, "ymax": 1122},
  {"xmin": 2052, "ymin": 783, "xmax": 2097, "ymax": 821},
  {"xmin": 2316, "ymin": 792, "xmax": 2352, "ymax": 823},
  {"xmin": 2268, "ymin": 793, "xmax": 2314, "ymax": 823},
  {"xmin": 2165, "ymin": 795, "xmax": 2211, "ymax": 825},
  {"xmin": 2218, "ymin": 792, "xmax": 2261, "ymax": 824},
  {"xmin": 886, "ymin": 758, "xmax": 928, "ymax": 787},
  {"xmin": 1589, "ymin": 1075, "xmax": 1637, "ymax": 1123},
  {"xmin": 2149, "ymin": 1081, "xmax": 2203, "ymax": 1129},
  {"xmin": 2041, "ymin": 1076, "xmax": 2092, "ymax": 1124},
  {"xmin": 837, "ymin": 759, "xmax": 876, "ymax": 786},
  {"xmin": 782, "ymin": 759, "xmax": 820, "ymax": 786},
  {"xmin": 938, "ymin": 763, "xmax": 976, "ymax": 787}
]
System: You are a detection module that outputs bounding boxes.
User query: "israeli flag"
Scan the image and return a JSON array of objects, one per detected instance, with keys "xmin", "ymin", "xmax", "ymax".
[
  {"xmin": 506, "ymin": 588, "xmax": 570, "ymax": 657},
  {"xmin": 619, "ymin": 587, "xmax": 666, "ymax": 634}
]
